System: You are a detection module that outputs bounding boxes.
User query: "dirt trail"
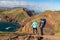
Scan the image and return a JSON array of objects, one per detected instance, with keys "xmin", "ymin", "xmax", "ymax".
[
  {"xmin": 26, "ymin": 35, "xmax": 60, "ymax": 40},
  {"xmin": 42, "ymin": 35, "xmax": 60, "ymax": 40},
  {"xmin": 0, "ymin": 34, "xmax": 60, "ymax": 40}
]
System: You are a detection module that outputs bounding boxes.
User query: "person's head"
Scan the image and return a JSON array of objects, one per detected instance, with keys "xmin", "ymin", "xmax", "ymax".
[
  {"xmin": 40, "ymin": 19, "xmax": 43, "ymax": 20},
  {"xmin": 40, "ymin": 18, "xmax": 46, "ymax": 21}
]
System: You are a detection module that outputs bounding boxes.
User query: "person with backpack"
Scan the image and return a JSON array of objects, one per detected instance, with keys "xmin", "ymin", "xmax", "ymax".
[
  {"xmin": 31, "ymin": 21, "xmax": 38, "ymax": 34},
  {"xmin": 39, "ymin": 19, "xmax": 46, "ymax": 35}
]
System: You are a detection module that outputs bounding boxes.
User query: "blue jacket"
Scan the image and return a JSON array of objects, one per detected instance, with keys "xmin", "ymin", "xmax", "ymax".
[{"xmin": 31, "ymin": 21, "xmax": 38, "ymax": 28}]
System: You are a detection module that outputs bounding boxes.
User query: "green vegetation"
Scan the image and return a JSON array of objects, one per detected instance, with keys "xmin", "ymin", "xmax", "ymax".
[
  {"xmin": 54, "ymin": 24, "xmax": 60, "ymax": 34},
  {"xmin": 0, "ymin": 32, "xmax": 27, "ymax": 36},
  {"xmin": 18, "ymin": 12, "xmax": 26, "ymax": 22},
  {"xmin": 19, "ymin": 31, "xmax": 27, "ymax": 36},
  {"xmin": 0, "ymin": 32, "xmax": 17, "ymax": 36},
  {"xmin": 0, "ymin": 8, "xmax": 29, "ymax": 22}
]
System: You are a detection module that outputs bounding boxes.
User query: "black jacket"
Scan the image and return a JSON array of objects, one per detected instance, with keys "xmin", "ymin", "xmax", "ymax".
[{"xmin": 40, "ymin": 19, "xmax": 46, "ymax": 28}]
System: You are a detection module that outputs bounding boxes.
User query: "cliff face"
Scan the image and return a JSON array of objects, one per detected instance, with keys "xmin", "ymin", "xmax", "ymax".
[{"xmin": 23, "ymin": 8, "xmax": 35, "ymax": 16}]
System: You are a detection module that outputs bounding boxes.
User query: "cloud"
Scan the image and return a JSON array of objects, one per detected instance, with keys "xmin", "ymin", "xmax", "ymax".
[
  {"xmin": 0, "ymin": 0, "xmax": 49, "ymax": 12},
  {"xmin": 0, "ymin": 0, "xmax": 17, "ymax": 1},
  {"xmin": 0, "ymin": 1, "xmax": 36, "ymax": 7},
  {"xmin": 0, "ymin": 1, "xmax": 19, "ymax": 7}
]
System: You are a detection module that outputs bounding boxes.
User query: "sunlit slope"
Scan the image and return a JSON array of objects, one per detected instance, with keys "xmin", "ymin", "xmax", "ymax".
[
  {"xmin": 0, "ymin": 8, "xmax": 29, "ymax": 22},
  {"xmin": 20, "ymin": 10, "xmax": 60, "ymax": 35}
]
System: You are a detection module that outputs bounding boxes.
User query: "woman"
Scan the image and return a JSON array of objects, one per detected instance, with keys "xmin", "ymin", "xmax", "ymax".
[{"xmin": 31, "ymin": 21, "xmax": 38, "ymax": 34}]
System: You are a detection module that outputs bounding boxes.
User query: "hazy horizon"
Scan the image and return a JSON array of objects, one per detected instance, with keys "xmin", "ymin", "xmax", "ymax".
[{"xmin": 0, "ymin": 0, "xmax": 60, "ymax": 13}]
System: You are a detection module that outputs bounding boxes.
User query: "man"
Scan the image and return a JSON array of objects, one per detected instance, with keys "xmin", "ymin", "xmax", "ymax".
[
  {"xmin": 31, "ymin": 21, "xmax": 38, "ymax": 34},
  {"xmin": 39, "ymin": 19, "xmax": 46, "ymax": 35}
]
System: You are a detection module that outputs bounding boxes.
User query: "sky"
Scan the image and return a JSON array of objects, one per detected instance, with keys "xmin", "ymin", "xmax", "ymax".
[{"xmin": 0, "ymin": 0, "xmax": 60, "ymax": 12}]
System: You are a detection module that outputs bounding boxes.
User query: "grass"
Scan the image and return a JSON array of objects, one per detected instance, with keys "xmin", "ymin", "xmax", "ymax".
[
  {"xmin": 19, "ymin": 31, "xmax": 27, "ymax": 36},
  {"xmin": 18, "ymin": 12, "xmax": 26, "ymax": 22},
  {"xmin": 0, "ymin": 8, "xmax": 28, "ymax": 22},
  {"xmin": 0, "ymin": 31, "xmax": 27, "ymax": 36},
  {"xmin": 55, "ymin": 32, "xmax": 60, "ymax": 36}
]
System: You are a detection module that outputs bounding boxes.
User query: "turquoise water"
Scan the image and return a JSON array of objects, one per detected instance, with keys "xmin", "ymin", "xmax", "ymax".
[{"xmin": 0, "ymin": 22, "xmax": 21, "ymax": 32}]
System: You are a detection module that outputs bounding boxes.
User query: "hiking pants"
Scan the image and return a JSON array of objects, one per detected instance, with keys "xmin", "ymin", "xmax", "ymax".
[
  {"xmin": 33, "ymin": 28, "xmax": 37, "ymax": 34},
  {"xmin": 40, "ymin": 28, "xmax": 43, "ymax": 35}
]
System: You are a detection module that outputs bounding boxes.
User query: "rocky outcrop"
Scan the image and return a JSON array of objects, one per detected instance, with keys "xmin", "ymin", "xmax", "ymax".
[{"xmin": 23, "ymin": 8, "xmax": 35, "ymax": 17}]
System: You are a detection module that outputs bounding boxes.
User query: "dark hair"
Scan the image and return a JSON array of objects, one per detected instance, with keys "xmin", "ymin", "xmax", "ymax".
[{"xmin": 40, "ymin": 18, "xmax": 46, "ymax": 21}]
